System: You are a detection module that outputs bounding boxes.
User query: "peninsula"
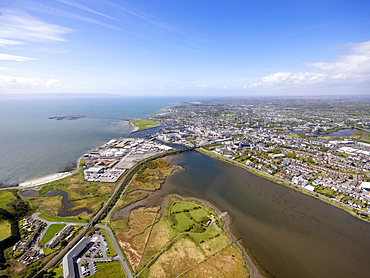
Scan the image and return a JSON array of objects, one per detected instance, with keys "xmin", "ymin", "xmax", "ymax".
[{"xmin": 130, "ymin": 118, "xmax": 160, "ymax": 132}]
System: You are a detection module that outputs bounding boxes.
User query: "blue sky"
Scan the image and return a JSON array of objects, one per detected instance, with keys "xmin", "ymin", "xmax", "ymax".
[{"xmin": 0, "ymin": 0, "xmax": 370, "ymax": 97}]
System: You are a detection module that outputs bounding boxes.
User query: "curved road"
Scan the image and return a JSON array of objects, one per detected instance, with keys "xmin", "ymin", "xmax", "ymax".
[{"xmin": 96, "ymin": 225, "xmax": 133, "ymax": 278}]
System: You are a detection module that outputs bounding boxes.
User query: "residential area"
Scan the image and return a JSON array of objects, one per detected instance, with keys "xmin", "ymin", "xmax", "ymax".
[
  {"xmin": 151, "ymin": 98, "xmax": 370, "ymax": 215},
  {"xmin": 2, "ymin": 97, "xmax": 370, "ymax": 278}
]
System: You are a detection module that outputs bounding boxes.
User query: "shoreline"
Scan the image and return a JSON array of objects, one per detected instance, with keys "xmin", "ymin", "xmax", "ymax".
[
  {"xmin": 112, "ymin": 158, "xmax": 263, "ymax": 277},
  {"xmin": 1, "ymin": 120, "xmax": 156, "ymax": 190},
  {"xmin": 0, "ymin": 172, "xmax": 73, "ymax": 190},
  {"xmin": 128, "ymin": 120, "xmax": 140, "ymax": 133},
  {"xmin": 129, "ymin": 118, "xmax": 161, "ymax": 134},
  {"xmin": 197, "ymin": 148, "xmax": 370, "ymax": 223}
]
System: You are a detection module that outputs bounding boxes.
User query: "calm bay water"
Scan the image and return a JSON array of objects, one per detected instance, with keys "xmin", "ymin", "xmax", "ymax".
[
  {"xmin": 292, "ymin": 128, "xmax": 357, "ymax": 137},
  {"xmin": 162, "ymin": 152, "xmax": 370, "ymax": 278},
  {"xmin": 112, "ymin": 150, "xmax": 370, "ymax": 278},
  {"xmin": 0, "ymin": 96, "xmax": 187, "ymax": 184}
]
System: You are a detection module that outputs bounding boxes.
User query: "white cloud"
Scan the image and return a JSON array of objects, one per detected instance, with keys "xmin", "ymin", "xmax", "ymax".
[
  {"xmin": 0, "ymin": 9, "xmax": 72, "ymax": 44},
  {"xmin": 0, "ymin": 54, "xmax": 36, "ymax": 61},
  {"xmin": 19, "ymin": 3, "xmax": 135, "ymax": 35},
  {"xmin": 105, "ymin": 0, "xmax": 169, "ymax": 29},
  {"xmin": 0, "ymin": 75, "xmax": 60, "ymax": 88},
  {"xmin": 0, "ymin": 39, "xmax": 25, "ymax": 47},
  {"xmin": 248, "ymin": 72, "xmax": 326, "ymax": 88},
  {"xmin": 197, "ymin": 84, "xmax": 210, "ymax": 88},
  {"xmin": 57, "ymin": 0, "xmax": 119, "ymax": 22},
  {"xmin": 248, "ymin": 41, "xmax": 370, "ymax": 89}
]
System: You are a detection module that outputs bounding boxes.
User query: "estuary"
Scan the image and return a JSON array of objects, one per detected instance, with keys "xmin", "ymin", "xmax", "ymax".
[{"xmin": 161, "ymin": 151, "xmax": 370, "ymax": 278}]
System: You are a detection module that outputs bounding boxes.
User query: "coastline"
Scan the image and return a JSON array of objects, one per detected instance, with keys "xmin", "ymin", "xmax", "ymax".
[
  {"xmin": 129, "ymin": 118, "xmax": 161, "ymax": 134},
  {"xmin": 6, "ymin": 172, "xmax": 72, "ymax": 190},
  {"xmin": 128, "ymin": 120, "xmax": 140, "ymax": 133},
  {"xmin": 3, "ymin": 128, "xmax": 367, "ymax": 277}
]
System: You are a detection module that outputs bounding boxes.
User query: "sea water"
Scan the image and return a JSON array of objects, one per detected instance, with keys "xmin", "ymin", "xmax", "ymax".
[{"xmin": 0, "ymin": 96, "xmax": 187, "ymax": 184}]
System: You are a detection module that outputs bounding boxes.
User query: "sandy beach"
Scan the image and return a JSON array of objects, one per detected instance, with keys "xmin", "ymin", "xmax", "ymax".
[
  {"xmin": 18, "ymin": 172, "xmax": 72, "ymax": 188},
  {"xmin": 128, "ymin": 120, "xmax": 139, "ymax": 133}
]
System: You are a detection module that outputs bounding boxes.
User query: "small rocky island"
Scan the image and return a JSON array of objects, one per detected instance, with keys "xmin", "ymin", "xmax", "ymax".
[{"xmin": 49, "ymin": 115, "xmax": 86, "ymax": 121}]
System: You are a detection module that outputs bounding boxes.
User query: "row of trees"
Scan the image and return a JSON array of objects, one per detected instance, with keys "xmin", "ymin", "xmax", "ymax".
[
  {"xmin": 0, "ymin": 191, "xmax": 30, "ymax": 276},
  {"xmin": 0, "ymin": 209, "xmax": 20, "ymax": 270}
]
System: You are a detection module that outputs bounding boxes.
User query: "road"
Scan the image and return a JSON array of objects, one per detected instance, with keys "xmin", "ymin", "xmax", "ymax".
[
  {"xmin": 32, "ymin": 212, "xmax": 88, "ymax": 248},
  {"xmin": 32, "ymin": 212, "xmax": 89, "ymax": 227},
  {"xmin": 37, "ymin": 149, "xmax": 183, "ymax": 277},
  {"xmin": 96, "ymin": 225, "xmax": 133, "ymax": 278},
  {"xmin": 32, "ymin": 212, "xmax": 133, "ymax": 278}
]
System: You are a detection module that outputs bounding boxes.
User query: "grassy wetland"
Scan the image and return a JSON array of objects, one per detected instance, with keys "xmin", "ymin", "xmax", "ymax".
[
  {"xmin": 110, "ymin": 158, "xmax": 249, "ymax": 277},
  {"xmin": 126, "ymin": 159, "xmax": 180, "ymax": 193},
  {"xmin": 23, "ymin": 169, "xmax": 116, "ymax": 220},
  {"xmin": 113, "ymin": 196, "xmax": 248, "ymax": 278}
]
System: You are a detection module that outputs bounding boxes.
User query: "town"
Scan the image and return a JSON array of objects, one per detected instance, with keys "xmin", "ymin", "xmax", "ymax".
[
  {"xmin": 150, "ymin": 97, "xmax": 370, "ymax": 215},
  {"xmin": 2, "ymin": 97, "xmax": 370, "ymax": 278}
]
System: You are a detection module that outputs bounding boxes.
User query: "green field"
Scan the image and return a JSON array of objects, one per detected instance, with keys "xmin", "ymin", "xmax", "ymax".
[
  {"xmin": 0, "ymin": 218, "xmax": 11, "ymax": 241},
  {"xmin": 170, "ymin": 200, "xmax": 217, "ymax": 234},
  {"xmin": 39, "ymin": 224, "xmax": 66, "ymax": 246},
  {"xmin": 90, "ymin": 261, "xmax": 125, "ymax": 278},
  {"xmin": 131, "ymin": 119, "xmax": 160, "ymax": 132},
  {"xmin": 0, "ymin": 191, "xmax": 17, "ymax": 208},
  {"xmin": 38, "ymin": 213, "xmax": 88, "ymax": 223},
  {"xmin": 189, "ymin": 207, "xmax": 210, "ymax": 222},
  {"xmin": 353, "ymin": 130, "xmax": 370, "ymax": 144}
]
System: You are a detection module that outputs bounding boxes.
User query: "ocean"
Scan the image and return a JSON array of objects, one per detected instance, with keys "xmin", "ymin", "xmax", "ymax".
[{"xmin": 0, "ymin": 96, "xmax": 188, "ymax": 184}]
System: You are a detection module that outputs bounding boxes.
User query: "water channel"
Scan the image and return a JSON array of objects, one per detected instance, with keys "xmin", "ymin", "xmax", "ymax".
[
  {"xmin": 120, "ymin": 151, "xmax": 370, "ymax": 278},
  {"xmin": 291, "ymin": 128, "xmax": 359, "ymax": 137},
  {"xmin": 22, "ymin": 189, "xmax": 93, "ymax": 217}
]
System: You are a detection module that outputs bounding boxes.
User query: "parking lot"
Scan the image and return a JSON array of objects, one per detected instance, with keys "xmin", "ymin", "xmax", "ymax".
[{"xmin": 77, "ymin": 231, "xmax": 114, "ymax": 277}]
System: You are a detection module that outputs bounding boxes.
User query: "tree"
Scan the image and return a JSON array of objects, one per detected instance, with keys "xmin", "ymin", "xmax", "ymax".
[{"xmin": 60, "ymin": 240, "xmax": 68, "ymax": 247}]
